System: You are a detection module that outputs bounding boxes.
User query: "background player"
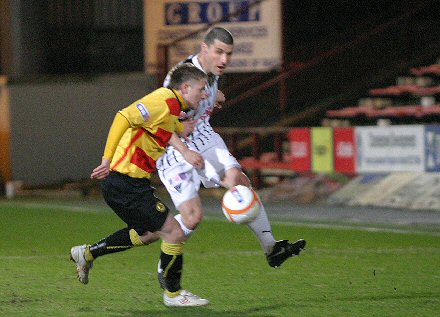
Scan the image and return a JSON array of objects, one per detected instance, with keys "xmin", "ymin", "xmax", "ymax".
[
  {"xmin": 156, "ymin": 27, "xmax": 306, "ymax": 278},
  {"xmin": 70, "ymin": 63, "xmax": 210, "ymax": 307}
]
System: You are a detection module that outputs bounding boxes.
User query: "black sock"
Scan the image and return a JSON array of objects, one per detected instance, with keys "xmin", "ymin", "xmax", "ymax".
[
  {"xmin": 89, "ymin": 228, "xmax": 133, "ymax": 259},
  {"xmin": 159, "ymin": 242, "xmax": 184, "ymax": 292}
]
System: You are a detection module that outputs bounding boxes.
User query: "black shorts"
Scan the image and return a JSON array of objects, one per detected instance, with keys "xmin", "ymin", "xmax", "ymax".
[{"xmin": 101, "ymin": 172, "xmax": 169, "ymax": 235}]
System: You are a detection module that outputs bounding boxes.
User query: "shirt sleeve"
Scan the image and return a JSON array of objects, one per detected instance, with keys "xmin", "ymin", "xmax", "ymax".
[
  {"xmin": 102, "ymin": 112, "xmax": 130, "ymax": 161},
  {"xmin": 119, "ymin": 102, "xmax": 150, "ymax": 127},
  {"xmin": 175, "ymin": 120, "xmax": 184, "ymax": 135}
]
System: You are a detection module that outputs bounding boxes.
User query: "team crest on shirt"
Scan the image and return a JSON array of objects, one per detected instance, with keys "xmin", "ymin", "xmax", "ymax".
[
  {"xmin": 136, "ymin": 103, "xmax": 150, "ymax": 121},
  {"xmin": 156, "ymin": 202, "xmax": 166, "ymax": 213}
]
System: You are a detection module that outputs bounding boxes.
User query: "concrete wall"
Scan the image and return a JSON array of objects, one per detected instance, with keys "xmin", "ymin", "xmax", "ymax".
[
  {"xmin": 328, "ymin": 172, "xmax": 440, "ymax": 211},
  {"xmin": 8, "ymin": 72, "xmax": 156, "ymax": 186}
]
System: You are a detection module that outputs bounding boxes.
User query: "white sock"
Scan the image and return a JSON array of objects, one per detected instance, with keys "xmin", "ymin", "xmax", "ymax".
[
  {"xmin": 246, "ymin": 200, "xmax": 276, "ymax": 254},
  {"xmin": 158, "ymin": 260, "xmax": 162, "ymax": 273},
  {"xmin": 174, "ymin": 214, "xmax": 194, "ymax": 237}
]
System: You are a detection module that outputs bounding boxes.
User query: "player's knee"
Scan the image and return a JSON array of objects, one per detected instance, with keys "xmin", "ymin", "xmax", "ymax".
[
  {"xmin": 175, "ymin": 213, "xmax": 199, "ymax": 237},
  {"xmin": 178, "ymin": 199, "xmax": 203, "ymax": 231},
  {"xmin": 186, "ymin": 211, "xmax": 203, "ymax": 229},
  {"xmin": 160, "ymin": 213, "xmax": 187, "ymax": 243}
]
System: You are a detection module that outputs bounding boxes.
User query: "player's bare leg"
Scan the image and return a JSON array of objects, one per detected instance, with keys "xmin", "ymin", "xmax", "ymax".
[
  {"xmin": 157, "ymin": 212, "xmax": 209, "ymax": 306},
  {"xmin": 176, "ymin": 196, "xmax": 204, "ymax": 233},
  {"xmin": 158, "ymin": 196, "xmax": 203, "ymax": 289}
]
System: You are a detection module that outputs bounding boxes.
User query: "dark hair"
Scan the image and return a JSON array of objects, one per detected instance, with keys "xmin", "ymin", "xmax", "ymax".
[
  {"xmin": 167, "ymin": 63, "xmax": 207, "ymax": 89},
  {"xmin": 203, "ymin": 27, "xmax": 234, "ymax": 46}
]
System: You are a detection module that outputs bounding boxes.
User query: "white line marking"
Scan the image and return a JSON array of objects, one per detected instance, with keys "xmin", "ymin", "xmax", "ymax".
[{"xmin": 2, "ymin": 201, "xmax": 439, "ymax": 236}]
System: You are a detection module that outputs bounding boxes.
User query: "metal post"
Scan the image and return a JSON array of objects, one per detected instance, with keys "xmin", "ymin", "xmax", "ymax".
[
  {"xmin": 156, "ymin": 44, "xmax": 168, "ymax": 88},
  {"xmin": 252, "ymin": 132, "xmax": 262, "ymax": 189}
]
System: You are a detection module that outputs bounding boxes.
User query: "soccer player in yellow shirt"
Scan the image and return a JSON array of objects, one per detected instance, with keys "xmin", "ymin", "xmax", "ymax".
[{"xmin": 70, "ymin": 63, "xmax": 210, "ymax": 307}]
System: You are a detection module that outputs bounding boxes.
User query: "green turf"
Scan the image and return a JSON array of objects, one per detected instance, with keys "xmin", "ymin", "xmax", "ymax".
[{"xmin": 0, "ymin": 199, "xmax": 439, "ymax": 316}]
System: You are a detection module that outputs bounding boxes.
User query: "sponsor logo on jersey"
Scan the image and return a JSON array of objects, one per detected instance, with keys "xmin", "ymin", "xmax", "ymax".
[
  {"xmin": 174, "ymin": 184, "xmax": 182, "ymax": 193},
  {"xmin": 169, "ymin": 174, "xmax": 183, "ymax": 186},
  {"xmin": 178, "ymin": 172, "xmax": 188, "ymax": 180},
  {"xmin": 136, "ymin": 103, "xmax": 150, "ymax": 121}
]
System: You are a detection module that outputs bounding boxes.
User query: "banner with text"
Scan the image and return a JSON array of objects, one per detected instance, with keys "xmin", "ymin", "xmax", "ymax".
[
  {"xmin": 144, "ymin": 0, "xmax": 282, "ymax": 73},
  {"xmin": 424, "ymin": 125, "xmax": 440, "ymax": 172},
  {"xmin": 356, "ymin": 125, "xmax": 425, "ymax": 173}
]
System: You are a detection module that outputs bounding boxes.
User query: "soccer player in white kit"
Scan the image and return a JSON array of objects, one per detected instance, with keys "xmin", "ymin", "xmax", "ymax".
[{"xmin": 156, "ymin": 27, "xmax": 306, "ymax": 279}]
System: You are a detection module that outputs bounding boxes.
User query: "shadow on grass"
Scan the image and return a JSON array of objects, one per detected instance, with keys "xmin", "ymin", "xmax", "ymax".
[{"xmin": 106, "ymin": 303, "xmax": 285, "ymax": 317}]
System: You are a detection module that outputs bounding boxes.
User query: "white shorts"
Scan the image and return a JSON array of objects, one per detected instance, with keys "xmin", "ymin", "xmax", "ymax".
[{"xmin": 158, "ymin": 133, "xmax": 241, "ymax": 208}]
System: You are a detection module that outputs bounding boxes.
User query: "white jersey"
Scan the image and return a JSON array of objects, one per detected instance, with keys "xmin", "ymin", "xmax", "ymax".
[
  {"xmin": 157, "ymin": 55, "xmax": 241, "ymax": 206},
  {"xmin": 157, "ymin": 55, "xmax": 220, "ymax": 169}
]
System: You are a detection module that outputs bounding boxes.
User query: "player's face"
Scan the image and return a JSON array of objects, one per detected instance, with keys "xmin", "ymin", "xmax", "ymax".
[
  {"xmin": 184, "ymin": 78, "xmax": 208, "ymax": 109},
  {"xmin": 203, "ymin": 39, "xmax": 233, "ymax": 76}
]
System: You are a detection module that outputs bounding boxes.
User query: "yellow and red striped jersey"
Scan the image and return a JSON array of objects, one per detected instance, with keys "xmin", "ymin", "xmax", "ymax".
[{"xmin": 107, "ymin": 88, "xmax": 187, "ymax": 178}]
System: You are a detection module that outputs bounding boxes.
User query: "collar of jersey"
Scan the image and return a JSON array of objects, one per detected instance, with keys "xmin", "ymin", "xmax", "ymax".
[
  {"xmin": 169, "ymin": 88, "xmax": 189, "ymax": 112},
  {"xmin": 192, "ymin": 55, "xmax": 218, "ymax": 85}
]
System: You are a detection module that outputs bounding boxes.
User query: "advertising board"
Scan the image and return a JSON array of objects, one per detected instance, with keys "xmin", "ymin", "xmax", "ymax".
[
  {"xmin": 144, "ymin": 0, "xmax": 282, "ymax": 73},
  {"xmin": 356, "ymin": 125, "xmax": 425, "ymax": 173}
]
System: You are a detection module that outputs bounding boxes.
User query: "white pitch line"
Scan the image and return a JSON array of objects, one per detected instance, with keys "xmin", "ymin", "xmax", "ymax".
[
  {"xmin": 0, "ymin": 201, "xmax": 110, "ymax": 213},
  {"xmin": 203, "ymin": 215, "xmax": 440, "ymax": 237},
  {"xmin": 1, "ymin": 255, "xmax": 69, "ymax": 260},
  {"xmin": 271, "ymin": 220, "xmax": 440, "ymax": 236},
  {"xmin": 2, "ymin": 201, "xmax": 439, "ymax": 236}
]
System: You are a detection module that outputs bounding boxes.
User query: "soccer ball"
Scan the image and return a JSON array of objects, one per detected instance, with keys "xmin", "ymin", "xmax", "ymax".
[{"xmin": 222, "ymin": 185, "xmax": 260, "ymax": 224}]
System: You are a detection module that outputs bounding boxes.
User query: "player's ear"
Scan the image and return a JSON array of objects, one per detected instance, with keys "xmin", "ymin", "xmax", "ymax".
[
  {"xmin": 180, "ymin": 82, "xmax": 190, "ymax": 94},
  {"xmin": 201, "ymin": 42, "xmax": 208, "ymax": 53}
]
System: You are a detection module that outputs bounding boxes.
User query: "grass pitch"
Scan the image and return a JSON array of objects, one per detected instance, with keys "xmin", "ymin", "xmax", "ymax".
[{"xmin": 0, "ymin": 198, "xmax": 439, "ymax": 316}]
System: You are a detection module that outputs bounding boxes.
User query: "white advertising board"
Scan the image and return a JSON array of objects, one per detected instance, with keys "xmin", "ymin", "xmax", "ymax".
[
  {"xmin": 356, "ymin": 125, "xmax": 425, "ymax": 172},
  {"xmin": 144, "ymin": 0, "xmax": 282, "ymax": 73}
]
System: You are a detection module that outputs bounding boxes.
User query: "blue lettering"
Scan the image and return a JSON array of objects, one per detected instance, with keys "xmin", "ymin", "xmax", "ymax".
[{"xmin": 165, "ymin": 1, "xmax": 261, "ymax": 25}]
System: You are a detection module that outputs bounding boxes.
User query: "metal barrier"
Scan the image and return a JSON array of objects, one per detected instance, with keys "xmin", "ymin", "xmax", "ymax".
[{"xmin": 215, "ymin": 126, "xmax": 292, "ymax": 188}]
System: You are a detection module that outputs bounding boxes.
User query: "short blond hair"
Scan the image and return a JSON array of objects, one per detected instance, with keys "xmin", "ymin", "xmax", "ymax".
[{"xmin": 168, "ymin": 63, "xmax": 207, "ymax": 89}]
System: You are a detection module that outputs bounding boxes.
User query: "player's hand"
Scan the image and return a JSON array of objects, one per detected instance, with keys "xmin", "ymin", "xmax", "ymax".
[
  {"xmin": 215, "ymin": 90, "xmax": 225, "ymax": 109},
  {"xmin": 180, "ymin": 120, "xmax": 197, "ymax": 139},
  {"xmin": 183, "ymin": 150, "xmax": 204, "ymax": 169},
  {"xmin": 90, "ymin": 158, "xmax": 110, "ymax": 180}
]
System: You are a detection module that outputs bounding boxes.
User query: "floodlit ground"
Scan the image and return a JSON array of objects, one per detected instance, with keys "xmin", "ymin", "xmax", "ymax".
[{"xmin": 1, "ymin": 195, "xmax": 439, "ymax": 316}]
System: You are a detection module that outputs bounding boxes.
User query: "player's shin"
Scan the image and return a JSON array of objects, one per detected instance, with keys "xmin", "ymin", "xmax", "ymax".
[
  {"xmin": 246, "ymin": 200, "xmax": 277, "ymax": 254},
  {"xmin": 159, "ymin": 241, "xmax": 184, "ymax": 293},
  {"xmin": 88, "ymin": 228, "xmax": 144, "ymax": 260}
]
